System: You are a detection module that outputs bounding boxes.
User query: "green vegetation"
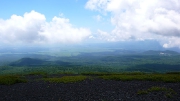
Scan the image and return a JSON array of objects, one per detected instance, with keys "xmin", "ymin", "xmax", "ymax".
[
  {"xmin": 166, "ymin": 72, "xmax": 180, "ymax": 74},
  {"xmin": 99, "ymin": 72, "xmax": 180, "ymax": 82},
  {"xmin": 0, "ymin": 75, "xmax": 27, "ymax": 85},
  {"xmin": 0, "ymin": 71, "xmax": 180, "ymax": 85},
  {"xmin": 81, "ymin": 72, "xmax": 116, "ymax": 76},
  {"xmin": 137, "ymin": 86, "xmax": 177, "ymax": 98},
  {"xmin": 81, "ymin": 71, "xmax": 145, "ymax": 76},
  {"xmin": 27, "ymin": 71, "xmax": 47, "ymax": 75},
  {"xmin": 1, "ymin": 52, "xmax": 180, "ymax": 75},
  {"xmin": 43, "ymin": 75, "xmax": 87, "ymax": 83},
  {"xmin": 26, "ymin": 71, "xmax": 48, "ymax": 78},
  {"xmin": 0, "ymin": 50, "xmax": 180, "ymax": 85}
]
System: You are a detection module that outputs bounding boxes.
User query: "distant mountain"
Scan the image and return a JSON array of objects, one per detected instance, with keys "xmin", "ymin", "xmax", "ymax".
[
  {"xmin": 9, "ymin": 58, "xmax": 46, "ymax": 66},
  {"xmin": 9, "ymin": 57, "xmax": 71, "ymax": 67},
  {"xmin": 143, "ymin": 50, "xmax": 179, "ymax": 55}
]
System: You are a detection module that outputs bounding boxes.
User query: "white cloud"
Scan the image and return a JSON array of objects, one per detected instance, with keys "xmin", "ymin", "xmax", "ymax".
[
  {"xmin": 0, "ymin": 10, "xmax": 91, "ymax": 45},
  {"xmin": 93, "ymin": 15, "xmax": 103, "ymax": 22},
  {"xmin": 40, "ymin": 16, "xmax": 91, "ymax": 43},
  {"xmin": 162, "ymin": 37, "xmax": 180, "ymax": 48},
  {"xmin": 85, "ymin": 0, "xmax": 109, "ymax": 11},
  {"xmin": 0, "ymin": 11, "xmax": 46, "ymax": 43},
  {"xmin": 97, "ymin": 29, "xmax": 116, "ymax": 41},
  {"xmin": 86, "ymin": 0, "xmax": 180, "ymax": 48}
]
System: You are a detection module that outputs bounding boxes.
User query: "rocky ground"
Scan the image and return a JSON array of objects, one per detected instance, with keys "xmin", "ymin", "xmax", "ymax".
[{"xmin": 0, "ymin": 75, "xmax": 180, "ymax": 101}]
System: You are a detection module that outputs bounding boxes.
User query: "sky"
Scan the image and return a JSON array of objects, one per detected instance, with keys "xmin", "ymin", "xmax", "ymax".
[{"xmin": 0, "ymin": 0, "xmax": 180, "ymax": 49}]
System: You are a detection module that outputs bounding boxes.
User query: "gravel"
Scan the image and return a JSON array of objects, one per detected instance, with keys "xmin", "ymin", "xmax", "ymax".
[{"xmin": 0, "ymin": 75, "xmax": 180, "ymax": 101}]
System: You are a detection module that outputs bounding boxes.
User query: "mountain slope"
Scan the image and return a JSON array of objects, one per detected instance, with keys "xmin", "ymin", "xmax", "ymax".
[{"xmin": 9, "ymin": 58, "xmax": 47, "ymax": 66}]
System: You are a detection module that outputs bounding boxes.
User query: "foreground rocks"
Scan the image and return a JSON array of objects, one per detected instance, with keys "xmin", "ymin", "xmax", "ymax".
[{"xmin": 0, "ymin": 75, "xmax": 180, "ymax": 101}]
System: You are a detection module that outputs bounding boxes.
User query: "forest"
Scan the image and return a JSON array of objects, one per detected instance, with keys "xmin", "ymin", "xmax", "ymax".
[{"xmin": 0, "ymin": 49, "xmax": 180, "ymax": 75}]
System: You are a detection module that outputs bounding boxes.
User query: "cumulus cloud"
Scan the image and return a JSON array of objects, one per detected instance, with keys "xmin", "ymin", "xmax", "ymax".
[
  {"xmin": 86, "ymin": 0, "xmax": 180, "ymax": 48},
  {"xmin": 85, "ymin": 0, "xmax": 109, "ymax": 12},
  {"xmin": 0, "ymin": 10, "xmax": 91, "ymax": 44},
  {"xmin": 0, "ymin": 11, "xmax": 46, "ymax": 43},
  {"xmin": 40, "ymin": 16, "xmax": 91, "ymax": 43}
]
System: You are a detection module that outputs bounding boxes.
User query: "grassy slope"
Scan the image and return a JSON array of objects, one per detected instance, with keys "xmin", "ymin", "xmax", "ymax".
[
  {"xmin": 98, "ymin": 72, "xmax": 180, "ymax": 82},
  {"xmin": 0, "ymin": 72, "xmax": 180, "ymax": 85},
  {"xmin": 43, "ymin": 75, "xmax": 87, "ymax": 83},
  {"xmin": 0, "ymin": 75, "xmax": 27, "ymax": 85}
]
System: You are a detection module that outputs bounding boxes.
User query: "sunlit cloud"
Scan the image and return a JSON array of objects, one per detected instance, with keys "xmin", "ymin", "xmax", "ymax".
[
  {"xmin": 0, "ymin": 10, "xmax": 91, "ymax": 45},
  {"xmin": 86, "ymin": 0, "xmax": 180, "ymax": 48}
]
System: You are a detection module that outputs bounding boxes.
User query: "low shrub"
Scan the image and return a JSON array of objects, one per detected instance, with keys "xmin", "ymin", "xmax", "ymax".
[
  {"xmin": 43, "ymin": 75, "xmax": 87, "ymax": 83},
  {"xmin": 0, "ymin": 75, "xmax": 27, "ymax": 85},
  {"xmin": 99, "ymin": 73, "xmax": 180, "ymax": 82},
  {"xmin": 26, "ymin": 71, "xmax": 48, "ymax": 78},
  {"xmin": 166, "ymin": 72, "xmax": 180, "ymax": 74},
  {"xmin": 81, "ymin": 72, "xmax": 112, "ymax": 76},
  {"xmin": 137, "ymin": 86, "xmax": 177, "ymax": 98}
]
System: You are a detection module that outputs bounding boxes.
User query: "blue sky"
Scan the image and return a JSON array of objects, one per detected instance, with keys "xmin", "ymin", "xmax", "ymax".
[
  {"xmin": 0, "ymin": 0, "xmax": 111, "ymax": 30},
  {"xmin": 0, "ymin": 0, "xmax": 180, "ymax": 49}
]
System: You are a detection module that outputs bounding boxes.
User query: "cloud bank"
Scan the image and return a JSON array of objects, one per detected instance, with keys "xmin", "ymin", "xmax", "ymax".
[
  {"xmin": 0, "ymin": 11, "xmax": 91, "ymax": 45},
  {"xmin": 86, "ymin": 0, "xmax": 180, "ymax": 48}
]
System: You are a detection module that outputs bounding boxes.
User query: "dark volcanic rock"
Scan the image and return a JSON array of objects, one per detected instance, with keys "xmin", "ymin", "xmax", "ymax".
[{"xmin": 0, "ymin": 75, "xmax": 180, "ymax": 101}]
